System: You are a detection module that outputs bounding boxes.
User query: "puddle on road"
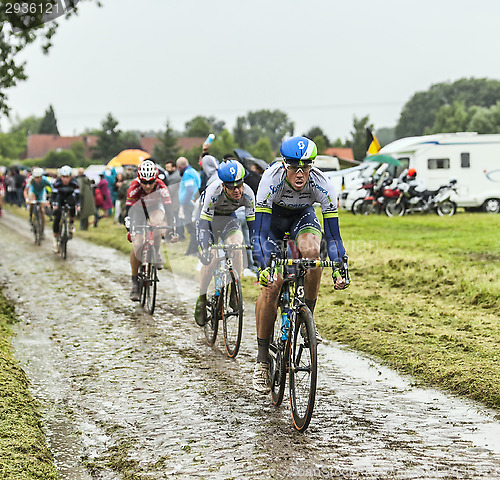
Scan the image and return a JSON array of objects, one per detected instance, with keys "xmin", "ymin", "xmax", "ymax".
[{"xmin": 1, "ymin": 212, "xmax": 500, "ymax": 480}]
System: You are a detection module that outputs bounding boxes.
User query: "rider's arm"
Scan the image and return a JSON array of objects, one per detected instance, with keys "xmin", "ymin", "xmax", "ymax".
[
  {"xmin": 197, "ymin": 217, "xmax": 213, "ymax": 251},
  {"xmin": 323, "ymin": 213, "xmax": 346, "ymax": 262}
]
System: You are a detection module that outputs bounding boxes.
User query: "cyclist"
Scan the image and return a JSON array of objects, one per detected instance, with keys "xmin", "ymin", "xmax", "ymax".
[
  {"xmin": 194, "ymin": 160, "xmax": 256, "ymax": 326},
  {"xmin": 25, "ymin": 167, "xmax": 52, "ymax": 235},
  {"xmin": 251, "ymin": 136, "xmax": 349, "ymax": 393},
  {"xmin": 124, "ymin": 159, "xmax": 175, "ymax": 301},
  {"xmin": 51, "ymin": 165, "xmax": 80, "ymax": 253}
]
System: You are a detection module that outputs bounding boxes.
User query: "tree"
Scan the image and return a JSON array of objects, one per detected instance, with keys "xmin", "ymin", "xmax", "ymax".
[
  {"xmin": 121, "ymin": 131, "xmax": 142, "ymax": 150},
  {"xmin": 8, "ymin": 115, "xmax": 43, "ymax": 135},
  {"xmin": 312, "ymin": 135, "xmax": 327, "ymax": 155},
  {"xmin": 396, "ymin": 77, "xmax": 500, "ymax": 138},
  {"xmin": 153, "ymin": 121, "xmax": 179, "ymax": 163},
  {"xmin": 38, "ymin": 105, "xmax": 60, "ymax": 134},
  {"xmin": 70, "ymin": 141, "xmax": 86, "ymax": 163},
  {"xmin": 0, "ymin": 130, "xmax": 27, "ymax": 159},
  {"xmin": 233, "ymin": 109, "xmax": 294, "ymax": 150},
  {"xmin": 185, "ymin": 115, "xmax": 225, "ymax": 137},
  {"xmin": 425, "ymin": 101, "xmax": 477, "ymax": 134},
  {"xmin": 346, "ymin": 115, "xmax": 373, "ymax": 161},
  {"xmin": 375, "ymin": 127, "xmax": 397, "ymax": 147},
  {"xmin": 41, "ymin": 149, "xmax": 78, "ymax": 168},
  {"xmin": 469, "ymin": 102, "xmax": 500, "ymax": 134},
  {"xmin": 92, "ymin": 113, "xmax": 123, "ymax": 160},
  {"xmin": 304, "ymin": 126, "xmax": 330, "ymax": 148},
  {"xmin": 1, "ymin": 1, "xmax": 101, "ymax": 118},
  {"xmin": 248, "ymin": 136, "xmax": 273, "ymax": 163}
]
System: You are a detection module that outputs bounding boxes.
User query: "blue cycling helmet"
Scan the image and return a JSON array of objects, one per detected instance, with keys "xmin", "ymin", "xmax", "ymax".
[
  {"xmin": 218, "ymin": 160, "xmax": 245, "ymax": 185},
  {"xmin": 280, "ymin": 136, "xmax": 317, "ymax": 164}
]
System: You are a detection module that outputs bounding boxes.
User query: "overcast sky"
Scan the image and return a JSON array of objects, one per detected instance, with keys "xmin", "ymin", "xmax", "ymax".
[{"xmin": 4, "ymin": 0, "xmax": 500, "ymax": 140}]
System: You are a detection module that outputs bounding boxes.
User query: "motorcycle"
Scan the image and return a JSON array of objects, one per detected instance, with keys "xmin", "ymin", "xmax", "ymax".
[
  {"xmin": 352, "ymin": 177, "xmax": 400, "ymax": 215},
  {"xmin": 385, "ymin": 179, "xmax": 458, "ymax": 217}
]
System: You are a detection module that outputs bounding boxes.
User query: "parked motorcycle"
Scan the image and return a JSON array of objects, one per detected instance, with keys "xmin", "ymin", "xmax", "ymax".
[
  {"xmin": 352, "ymin": 177, "xmax": 400, "ymax": 215},
  {"xmin": 385, "ymin": 179, "xmax": 458, "ymax": 217}
]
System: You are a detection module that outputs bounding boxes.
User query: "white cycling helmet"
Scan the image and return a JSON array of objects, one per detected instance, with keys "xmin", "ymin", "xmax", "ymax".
[
  {"xmin": 32, "ymin": 167, "xmax": 44, "ymax": 178},
  {"xmin": 59, "ymin": 165, "xmax": 72, "ymax": 176},
  {"xmin": 137, "ymin": 159, "xmax": 158, "ymax": 182}
]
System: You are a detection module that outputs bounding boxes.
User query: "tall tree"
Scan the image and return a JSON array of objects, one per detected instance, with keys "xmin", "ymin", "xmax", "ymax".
[
  {"xmin": 396, "ymin": 77, "xmax": 500, "ymax": 138},
  {"xmin": 248, "ymin": 136, "xmax": 273, "ymax": 163},
  {"xmin": 234, "ymin": 109, "xmax": 294, "ymax": 150},
  {"xmin": 92, "ymin": 113, "xmax": 123, "ymax": 160},
  {"xmin": 153, "ymin": 121, "xmax": 179, "ymax": 163},
  {"xmin": 304, "ymin": 126, "xmax": 330, "ymax": 148},
  {"xmin": 38, "ymin": 105, "xmax": 60, "ymax": 134},
  {"xmin": 185, "ymin": 115, "xmax": 225, "ymax": 137},
  {"xmin": 1, "ymin": 1, "xmax": 101, "ymax": 118}
]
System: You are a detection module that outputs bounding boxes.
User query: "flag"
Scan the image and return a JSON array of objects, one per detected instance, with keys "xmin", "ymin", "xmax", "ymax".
[{"xmin": 366, "ymin": 128, "xmax": 381, "ymax": 155}]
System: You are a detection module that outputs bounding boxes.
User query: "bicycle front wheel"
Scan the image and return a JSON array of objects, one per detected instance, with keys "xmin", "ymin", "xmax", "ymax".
[
  {"xmin": 289, "ymin": 305, "xmax": 317, "ymax": 432},
  {"xmin": 34, "ymin": 206, "xmax": 42, "ymax": 245},
  {"xmin": 143, "ymin": 264, "xmax": 157, "ymax": 315},
  {"xmin": 204, "ymin": 275, "xmax": 219, "ymax": 346},
  {"xmin": 222, "ymin": 269, "xmax": 243, "ymax": 358},
  {"xmin": 269, "ymin": 307, "xmax": 289, "ymax": 407}
]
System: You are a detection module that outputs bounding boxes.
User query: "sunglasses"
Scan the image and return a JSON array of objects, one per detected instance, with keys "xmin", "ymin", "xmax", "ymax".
[
  {"xmin": 284, "ymin": 163, "xmax": 312, "ymax": 173},
  {"xmin": 140, "ymin": 178, "xmax": 155, "ymax": 185},
  {"xmin": 224, "ymin": 182, "xmax": 244, "ymax": 191}
]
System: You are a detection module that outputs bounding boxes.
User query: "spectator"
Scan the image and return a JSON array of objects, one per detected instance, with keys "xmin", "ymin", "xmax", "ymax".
[
  {"xmin": 113, "ymin": 172, "xmax": 125, "ymax": 223},
  {"xmin": 176, "ymin": 156, "xmax": 201, "ymax": 256},
  {"xmin": 165, "ymin": 160, "xmax": 183, "ymax": 240},
  {"xmin": 76, "ymin": 168, "xmax": 96, "ymax": 230},
  {"xmin": 13, "ymin": 168, "xmax": 26, "ymax": 207},
  {"xmin": 199, "ymin": 154, "xmax": 219, "ymax": 193},
  {"xmin": 94, "ymin": 173, "xmax": 113, "ymax": 227}
]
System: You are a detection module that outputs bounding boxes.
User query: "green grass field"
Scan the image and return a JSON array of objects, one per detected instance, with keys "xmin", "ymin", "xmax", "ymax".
[{"xmin": 5, "ymin": 206, "xmax": 500, "ymax": 409}]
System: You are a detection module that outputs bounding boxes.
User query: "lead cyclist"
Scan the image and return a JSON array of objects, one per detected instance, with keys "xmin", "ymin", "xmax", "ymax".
[{"xmin": 251, "ymin": 136, "xmax": 349, "ymax": 394}]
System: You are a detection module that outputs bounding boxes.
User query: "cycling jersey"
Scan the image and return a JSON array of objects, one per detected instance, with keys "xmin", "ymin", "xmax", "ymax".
[
  {"xmin": 253, "ymin": 162, "xmax": 345, "ymax": 268},
  {"xmin": 51, "ymin": 177, "xmax": 80, "ymax": 206},
  {"xmin": 126, "ymin": 178, "xmax": 172, "ymax": 210},
  {"xmin": 28, "ymin": 176, "xmax": 52, "ymax": 202},
  {"xmin": 197, "ymin": 179, "xmax": 255, "ymax": 250},
  {"xmin": 199, "ymin": 179, "xmax": 255, "ymax": 221},
  {"xmin": 126, "ymin": 178, "xmax": 174, "ymax": 230}
]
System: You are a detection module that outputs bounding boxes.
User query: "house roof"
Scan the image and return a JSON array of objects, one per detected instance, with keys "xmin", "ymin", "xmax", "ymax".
[
  {"xmin": 25, "ymin": 134, "xmax": 98, "ymax": 159},
  {"xmin": 323, "ymin": 147, "xmax": 355, "ymax": 161}
]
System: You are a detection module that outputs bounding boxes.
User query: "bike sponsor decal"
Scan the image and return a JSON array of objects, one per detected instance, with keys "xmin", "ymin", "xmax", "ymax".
[{"xmin": 485, "ymin": 169, "xmax": 500, "ymax": 182}]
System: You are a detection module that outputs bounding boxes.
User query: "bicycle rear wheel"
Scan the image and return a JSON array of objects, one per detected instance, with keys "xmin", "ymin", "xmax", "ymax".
[
  {"xmin": 289, "ymin": 305, "xmax": 317, "ymax": 432},
  {"xmin": 143, "ymin": 264, "xmax": 157, "ymax": 314},
  {"xmin": 269, "ymin": 306, "xmax": 289, "ymax": 406},
  {"xmin": 204, "ymin": 275, "xmax": 219, "ymax": 346},
  {"xmin": 222, "ymin": 269, "xmax": 243, "ymax": 358}
]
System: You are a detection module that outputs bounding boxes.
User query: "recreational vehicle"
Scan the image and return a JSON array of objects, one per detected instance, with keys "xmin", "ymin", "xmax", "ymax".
[{"xmin": 379, "ymin": 133, "xmax": 500, "ymax": 213}]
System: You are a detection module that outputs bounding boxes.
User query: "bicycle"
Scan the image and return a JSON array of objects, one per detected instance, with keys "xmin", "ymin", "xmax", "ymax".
[
  {"xmin": 57, "ymin": 204, "xmax": 70, "ymax": 259},
  {"xmin": 132, "ymin": 224, "xmax": 168, "ymax": 315},
  {"xmin": 267, "ymin": 242, "xmax": 349, "ymax": 432},
  {"xmin": 203, "ymin": 243, "xmax": 252, "ymax": 358},
  {"xmin": 29, "ymin": 200, "xmax": 45, "ymax": 246}
]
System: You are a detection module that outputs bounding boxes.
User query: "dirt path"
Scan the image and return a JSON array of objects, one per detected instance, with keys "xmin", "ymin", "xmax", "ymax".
[{"xmin": 1, "ymin": 212, "xmax": 499, "ymax": 479}]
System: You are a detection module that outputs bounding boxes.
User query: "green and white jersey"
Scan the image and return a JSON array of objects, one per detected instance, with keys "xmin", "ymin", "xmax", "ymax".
[
  {"xmin": 199, "ymin": 179, "xmax": 255, "ymax": 222},
  {"xmin": 255, "ymin": 162, "xmax": 339, "ymax": 219}
]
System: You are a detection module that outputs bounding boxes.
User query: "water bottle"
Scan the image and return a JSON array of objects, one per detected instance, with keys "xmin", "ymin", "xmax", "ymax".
[
  {"xmin": 281, "ymin": 310, "xmax": 290, "ymax": 341},
  {"xmin": 215, "ymin": 274, "xmax": 222, "ymax": 297},
  {"xmin": 204, "ymin": 133, "xmax": 215, "ymax": 147}
]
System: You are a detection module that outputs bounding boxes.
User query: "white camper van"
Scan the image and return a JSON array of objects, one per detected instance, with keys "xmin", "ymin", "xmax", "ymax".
[{"xmin": 379, "ymin": 133, "xmax": 500, "ymax": 213}]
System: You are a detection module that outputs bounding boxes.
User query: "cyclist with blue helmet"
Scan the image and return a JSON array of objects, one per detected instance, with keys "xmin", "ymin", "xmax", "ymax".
[
  {"xmin": 25, "ymin": 167, "xmax": 52, "ymax": 236},
  {"xmin": 194, "ymin": 160, "xmax": 256, "ymax": 327},
  {"xmin": 251, "ymin": 136, "xmax": 349, "ymax": 393}
]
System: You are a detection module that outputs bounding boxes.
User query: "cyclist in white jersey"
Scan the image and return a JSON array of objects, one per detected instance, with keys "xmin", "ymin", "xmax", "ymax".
[
  {"xmin": 194, "ymin": 160, "xmax": 256, "ymax": 326},
  {"xmin": 251, "ymin": 136, "xmax": 349, "ymax": 393}
]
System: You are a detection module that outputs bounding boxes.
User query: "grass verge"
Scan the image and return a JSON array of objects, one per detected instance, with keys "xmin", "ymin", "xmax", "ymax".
[{"xmin": 0, "ymin": 287, "xmax": 59, "ymax": 480}]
